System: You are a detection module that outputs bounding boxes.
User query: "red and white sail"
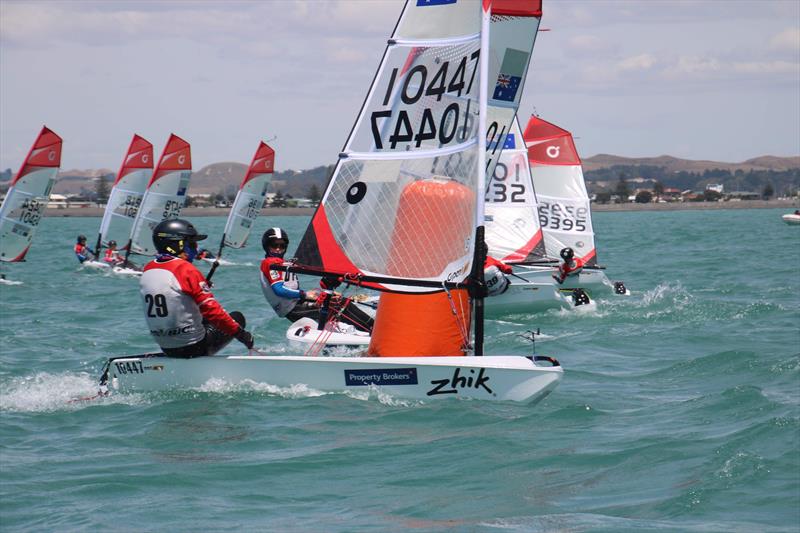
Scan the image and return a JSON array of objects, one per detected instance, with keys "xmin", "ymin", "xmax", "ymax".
[
  {"xmin": 222, "ymin": 142, "xmax": 274, "ymax": 249},
  {"xmin": 128, "ymin": 134, "xmax": 192, "ymax": 256},
  {"xmin": 484, "ymin": 116, "xmax": 545, "ymax": 263},
  {"xmin": 0, "ymin": 126, "xmax": 63, "ymax": 262},
  {"xmin": 294, "ymin": 0, "xmax": 539, "ymax": 292},
  {"xmin": 524, "ymin": 115, "xmax": 597, "ymax": 265},
  {"xmin": 96, "ymin": 135, "xmax": 153, "ymax": 251}
]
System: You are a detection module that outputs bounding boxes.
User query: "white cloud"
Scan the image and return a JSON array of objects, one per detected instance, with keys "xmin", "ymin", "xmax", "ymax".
[
  {"xmin": 618, "ymin": 53, "xmax": 657, "ymax": 72},
  {"xmin": 770, "ymin": 28, "xmax": 800, "ymax": 52}
]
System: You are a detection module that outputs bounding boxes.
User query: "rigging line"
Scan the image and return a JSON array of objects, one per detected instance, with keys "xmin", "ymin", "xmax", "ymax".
[{"xmin": 442, "ymin": 282, "xmax": 470, "ymax": 349}]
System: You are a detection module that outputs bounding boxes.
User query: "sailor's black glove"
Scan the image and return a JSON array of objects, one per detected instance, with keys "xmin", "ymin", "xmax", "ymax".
[{"xmin": 235, "ymin": 328, "xmax": 255, "ymax": 349}]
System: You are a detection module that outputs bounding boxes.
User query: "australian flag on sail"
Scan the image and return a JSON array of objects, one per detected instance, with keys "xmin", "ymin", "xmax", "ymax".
[
  {"xmin": 493, "ymin": 74, "xmax": 521, "ymax": 102},
  {"xmin": 492, "ymin": 48, "xmax": 529, "ymax": 103},
  {"xmin": 417, "ymin": 0, "xmax": 456, "ymax": 5},
  {"xmin": 487, "ymin": 133, "xmax": 516, "ymax": 151}
]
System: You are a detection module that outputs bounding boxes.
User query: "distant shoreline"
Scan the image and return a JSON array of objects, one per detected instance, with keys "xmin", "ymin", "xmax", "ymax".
[{"xmin": 42, "ymin": 199, "xmax": 798, "ymax": 217}]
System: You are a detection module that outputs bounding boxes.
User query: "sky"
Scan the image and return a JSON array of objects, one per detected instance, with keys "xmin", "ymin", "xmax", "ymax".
[{"xmin": 1, "ymin": 0, "xmax": 798, "ymax": 173}]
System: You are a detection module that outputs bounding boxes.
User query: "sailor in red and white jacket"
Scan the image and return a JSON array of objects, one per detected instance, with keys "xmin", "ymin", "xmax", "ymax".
[
  {"xmin": 103, "ymin": 240, "xmax": 124, "ymax": 266},
  {"xmin": 259, "ymin": 228, "xmax": 374, "ymax": 332},
  {"xmin": 140, "ymin": 219, "xmax": 254, "ymax": 357},
  {"xmin": 554, "ymin": 247, "xmax": 585, "ymax": 284}
]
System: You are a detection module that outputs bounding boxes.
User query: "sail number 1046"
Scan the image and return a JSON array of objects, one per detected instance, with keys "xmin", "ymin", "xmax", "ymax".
[{"xmin": 370, "ymin": 50, "xmax": 480, "ymax": 150}]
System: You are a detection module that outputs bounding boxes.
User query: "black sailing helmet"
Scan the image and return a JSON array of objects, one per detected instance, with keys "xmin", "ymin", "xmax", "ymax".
[
  {"xmin": 152, "ymin": 219, "xmax": 207, "ymax": 256},
  {"xmin": 560, "ymin": 247, "xmax": 575, "ymax": 261},
  {"xmin": 77, "ymin": 235, "xmax": 87, "ymax": 243},
  {"xmin": 262, "ymin": 227, "xmax": 289, "ymax": 254}
]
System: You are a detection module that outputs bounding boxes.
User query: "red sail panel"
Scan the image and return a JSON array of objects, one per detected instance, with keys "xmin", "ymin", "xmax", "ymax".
[
  {"xmin": 492, "ymin": 0, "xmax": 542, "ymax": 17},
  {"xmin": 524, "ymin": 115, "xmax": 580, "ymax": 166},
  {"xmin": 502, "ymin": 228, "xmax": 544, "ymax": 263},
  {"xmin": 115, "ymin": 134, "xmax": 153, "ymax": 185},
  {"xmin": 13, "ymin": 126, "xmax": 62, "ymax": 184},
  {"xmin": 149, "ymin": 134, "xmax": 191, "ymax": 186},
  {"xmin": 310, "ymin": 205, "xmax": 364, "ymax": 276},
  {"xmin": 240, "ymin": 142, "xmax": 275, "ymax": 188}
]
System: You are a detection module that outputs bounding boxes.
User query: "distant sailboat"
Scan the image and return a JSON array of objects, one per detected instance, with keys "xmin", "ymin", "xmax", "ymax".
[
  {"xmin": 125, "ymin": 134, "xmax": 192, "ymax": 261},
  {"xmin": 101, "ymin": 0, "xmax": 562, "ymax": 403},
  {"xmin": 94, "ymin": 135, "xmax": 154, "ymax": 257},
  {"xmin": 509, "ymin": 115, "xmax": 629, "ymax": 296},
  {"xmin": 205, "ymin": 141, "xmax": 274, "ymax": 281},
  {"xmin": 82, "ymin": 135, "xmax": 154, "ymax": 274},
  {"xmin": 0, "ymin": 126, "xmax": 63, "ymax": 268},
  {"xmin": 483, "ymin": 116, "xmax": 575, "ymax": 312}
]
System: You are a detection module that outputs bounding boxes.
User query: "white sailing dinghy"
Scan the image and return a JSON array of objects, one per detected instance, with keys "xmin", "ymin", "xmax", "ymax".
[
  {"xmin": 101, "ymin": 0, "xmax": 561, "ymax": 403},
  {"xmin": 204, "ymin": 141, "xmax": 274, "ymax": 279},
  {"xmin": 483, "ymin": 116, "xmax": 577, "ymax": 312},
  {"xmin": 514, "ymin": 115, "xmax": 628, "ymax": 296},
  {"xmin": 83, "ymin": 134, "xmax": 154, "ymax": 275},
  {"xmin": 123, "ymin": 134, "xmax": 193, "ymax": 266},
  {"xmin": 0, "ymin": 126, "xmax": 62, "ymax": 283},
  {"xmin": 782, "ymin": 211, "xmax": 800, "ymax": 225}
]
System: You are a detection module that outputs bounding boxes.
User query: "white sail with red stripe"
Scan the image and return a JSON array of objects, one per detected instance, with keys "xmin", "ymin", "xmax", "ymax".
[
  {"xmin": 0, "ymin": 126, "xmax": 63, "ymax": 262},
  {"xmin": 484, "ymin": 116, "xmax": 545, "ymax": 263},
  {"xmin": 128, "ymin": 134, "xmax": 192, "ymax": 256},
  {"xmin": 96, "ymin": 135, "xmax": 154, "ymax": 251},
  {"xmin": 524, "ymin": 115, "xmax": 597, "ymax": 265},
  {"xmin": 294, "ymin": 0, "xmax": 540, "ymax": 293},
  {"xmin": 222, "ymin": 142, "xmax": 274, "ymax": 249}
]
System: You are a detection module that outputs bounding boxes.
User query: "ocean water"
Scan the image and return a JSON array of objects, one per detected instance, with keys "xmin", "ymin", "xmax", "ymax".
[{"xmin": 1, "ymin": 208, "xmax": 798, "ymax": 532}]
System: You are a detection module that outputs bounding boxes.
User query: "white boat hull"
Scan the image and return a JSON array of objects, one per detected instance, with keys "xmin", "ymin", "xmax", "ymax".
[
  {"xmin": 485, "ymin": 278, "xmax": 573, "ymax": 313},
  {"xmin": 103, "ymin": 353, "xmax": 562, "ymax": 403},
  {"xmin": 82, "ymin": 260, "xmax": 142, "ymax": 276},
  {"xmin": 782, "ymin": 214, "xmax": 800, "ymax": 225},
  {"xmin": 286, "ymin": 317, "xmax": 371, "ymax": 347}
]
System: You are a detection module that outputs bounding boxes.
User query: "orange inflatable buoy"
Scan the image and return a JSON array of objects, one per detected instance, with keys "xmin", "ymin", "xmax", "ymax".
[{"xmin": 368, "ymin": 178, "xmax": 474, "ymax": 357}]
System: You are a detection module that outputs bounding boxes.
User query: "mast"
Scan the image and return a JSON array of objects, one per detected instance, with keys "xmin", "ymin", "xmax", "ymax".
[{"xmin": 472, "ymin": 0, "xmax": 492, "ymax": 357}]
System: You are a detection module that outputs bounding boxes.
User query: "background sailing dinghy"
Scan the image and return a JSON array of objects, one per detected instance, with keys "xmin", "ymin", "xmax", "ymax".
[
  {"xmin": 204, "ymin": 141, "xmax": 275, "ymax": 280},
  {"xmin": 512, "ymin": 114, "xmax": 629, "ymax": 296},
  {"xmin": 122, "ymin": 133, "xmax": 193, "ymax": 267},
  {"xmin": 101, "ymin": 0, "xmax": 562, "ymax": 403},
  {"xmin": 483, "ymin": 116, "xmax": 582, "ymax": 313},
  {"xmin": 0, "ymin": 126, "xmax": 63, "ymax": 283},
  {"xmin": 82, "ymin": 134, "xmax": 155, "ymax": 275},
  {"xmin": 782, "ymin": 211, "xmax": 800, "ymax": 225}
]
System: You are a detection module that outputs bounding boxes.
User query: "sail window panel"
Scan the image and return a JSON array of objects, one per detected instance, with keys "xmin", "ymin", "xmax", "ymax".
[
  {"xmin": 322, "ymin": 146, "xmax": 478, "ymax": 283},
  {"xmin": 224, "ymin": 183, "xmax": 270, "ymax": 249},
  {"xmin": 348, "ymin": 40, "xmax": 482, "ymax": 154},
  {"xmin": 486, "ymin": 15, "xmax": 539, "ymax": 108},
  {"xmin": 0, "ymin": 170, "xmax": 56, "ymax": 261},
  {"xmin": 396, "ymin": 0, "xmax": 480, "ymax": 41},
  {"xmin": 533, "ymin": 167, "xmax": 596, "ymax": 260},
  {"xmin": 531, "ymin": 165, "xmax": 588, "ymax": 199},
  {"xmin": 100, "ymin": 169, "xmax": 152, "ymax": 246},
  {"xmin": 130, "ymin": 170, "xmax": 191, "ymax": 255}
]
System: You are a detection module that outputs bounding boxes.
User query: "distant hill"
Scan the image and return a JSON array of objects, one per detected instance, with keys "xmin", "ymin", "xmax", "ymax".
[
  {"xmin": 582, "ymin": 154, "xmax": 800, "ymax": 173},
  {"xmin": 2, "ymin": 155, "xmax": 797, "ymax": 198}
]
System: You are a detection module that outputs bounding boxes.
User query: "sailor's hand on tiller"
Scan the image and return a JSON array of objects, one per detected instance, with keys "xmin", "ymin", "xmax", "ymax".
[{"xmin": 235, "ymin": 328, "xmax": 254, "ymax": 349}]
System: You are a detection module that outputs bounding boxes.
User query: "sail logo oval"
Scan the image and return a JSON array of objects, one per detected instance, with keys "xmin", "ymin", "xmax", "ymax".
[
  {"xmin": 48, "ymin": 150, "xmax": 56, "ymax": 161},
  {"xmin": 178, "ymin": 155, "xmax": 186, "ymax": 165},
  {"xmin": 546, "ymin": 145, "xmax": 560, "ymax": 159},
  {"xmin": 142, "ymin": 154, "xmax": 149, "ymax": 164}
]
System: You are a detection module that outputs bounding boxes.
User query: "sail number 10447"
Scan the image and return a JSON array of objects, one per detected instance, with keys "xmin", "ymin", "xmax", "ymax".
[{"xmin": 370, "ymin": 50, "xmax": 480, "ymax": 150}]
